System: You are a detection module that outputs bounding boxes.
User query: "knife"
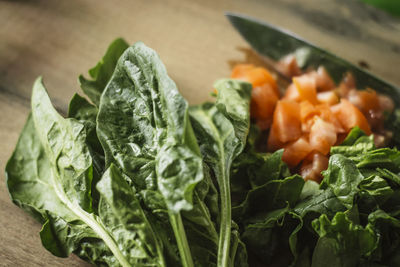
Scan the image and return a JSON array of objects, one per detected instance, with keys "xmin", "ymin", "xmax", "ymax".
[{"xmin": 225, "ymin": 12, "xmax": 400, "ymax": 103}]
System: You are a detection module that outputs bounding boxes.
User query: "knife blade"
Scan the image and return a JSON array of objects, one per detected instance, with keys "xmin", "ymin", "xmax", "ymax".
[{"xmin": 226, "ymin": 12, "xmax": 400, "ymax": 103}]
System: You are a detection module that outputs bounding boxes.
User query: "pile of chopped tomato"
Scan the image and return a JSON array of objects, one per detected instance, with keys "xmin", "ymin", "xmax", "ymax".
[{"xmin": 231, "ymin": 63, "xmax": 394, "ymax": 182}]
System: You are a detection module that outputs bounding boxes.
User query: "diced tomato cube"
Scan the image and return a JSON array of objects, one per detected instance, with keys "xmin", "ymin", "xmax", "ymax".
[
  {"xmin": 250, "ymin": 83, "xmax": 279, "ymax": 130},
  {"xmin": 315, "ymin": 66, "xmax": 335, "ymax": 92},
  {"xmin": 271, "ymin": 100, "xmax": 302, "ymax": 143},
  {"xmin": 300, "ymin": 152, "xmax": 329, "ymax": 182},
  {"xmin": 309, "ymin": 117, "xmax": 337, "ymax": 155},
  {"xmin": 293, "ymin": 74, "xmax": 318, "ymax": 104},
  {"xmin": 317, "ymin": 91, "xmax": 339, "ymax": 105},
  {"xmin": 282, "ymin": 135, "xmax": 313, "ymax": 167},
  {"xmin": 331, "ymin": 99, "xmax": 371, "ymax": 135},
  {"xmin": 283, "ymin": 83, "xmax": 300, "ymax": 102}
]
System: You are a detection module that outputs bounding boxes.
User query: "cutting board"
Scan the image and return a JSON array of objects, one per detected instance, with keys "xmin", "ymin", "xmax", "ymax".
[{"xmin": 1, "ymin": 0, "xmax": 399, "ymax": 266}]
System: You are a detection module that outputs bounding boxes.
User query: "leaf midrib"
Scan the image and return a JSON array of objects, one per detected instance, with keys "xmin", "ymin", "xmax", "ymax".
[
  {"xmin": 194, "ymin": 108, "xmax": 233, "ymax": 267},
  {"xmin": 50, "ymin": 169, "xmax": 131, "ymax": 267}
]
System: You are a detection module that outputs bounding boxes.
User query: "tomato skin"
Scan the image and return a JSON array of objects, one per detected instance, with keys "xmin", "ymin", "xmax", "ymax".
[
  {"xmin": 251, "ymin": 83, "xmax": 279, "ymax": 130},
  {"xmin": 300, "ymin": 101, "xmax": 318, "ymax": 122},
  {"xmin": 267, "ymin": 124, "xmax": 285, "ymax": 152},
  {"xmin": 271, "ymin": 100, "xmax": 302, "ymax": 143},
  {"xmin": 231, "ymin": 64, "xmax": 279, "ymax": 129},
  {"xmin": 315, "ymin": 104, "xmax": 345, "ymax": 133},
  {"xmin": 309, "ymin": 117, "xmax": 337, "ymax": 155},
  {"xmin": 331, "ymin": 99, "xmax": 371, "ymax": 135},
  {"xmin": 315, "ymin": 66, "xmax": 335, "ymax": 92},
  {"xmin": 347, "ymin": 89, "xmax": 380, "ymax": 114},
  {"xmin": 300, "ymin": 102, "xmax": 344, "ymax": 134},
  {"xmin": 276, "ymin": 54, "xmax": 302, "ymax": 78},
  {"xmin": 300, "ymin": 152, "xmax": 329, "ymax": 182},
  {"xmin": 317, "ymin": 91, "xmax": 339, "ymax": 105},
  {"xmin": 293, "ymin": 74, "xmax": 318, "ymax": 104},
  {"xmin": 231, "ymin": 64, "xmax": 278, "ymax": 94},
  {"xmin": 283, "ymin": 83, "xmax": 300, "ymax": 102},
  {"xmin": 300, "ymin": 101, "xmax": 318, "ymax": 132},
  {"xmin": 282, "ymin": 135, "xmax": 313, "ymax": 167},
  {"xmin": 231, "ymin": 64, "xmax": 253, "ymax": 78}
]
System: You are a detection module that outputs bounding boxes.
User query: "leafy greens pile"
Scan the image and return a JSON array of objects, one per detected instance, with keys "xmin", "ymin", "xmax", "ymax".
[{"xmin": 6, "ymin": 38, "xmax": 400, "ymax": 267}]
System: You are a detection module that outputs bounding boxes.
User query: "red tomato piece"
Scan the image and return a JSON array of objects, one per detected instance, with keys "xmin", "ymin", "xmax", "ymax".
[
  {"xmin": 271, "ymin": 100, "xmax": 302, "ymax": 143},
  {"xmin": 282, "ymin": 135, "xmax": 313, "ymax": 168},
  {"xmin": 309, "ymin": 117, "xmax": 337, "ymax": 155},
  {"xmin": 293, "ymin": 74, "xmax": 318, "ymax": 104},
  {"xmin": 331, "ymin": 99, "xmax": 371, "ymax": 135},
  {"xmin": 250, "ymin": 83, "xmax": 279, "ymax": 130}
]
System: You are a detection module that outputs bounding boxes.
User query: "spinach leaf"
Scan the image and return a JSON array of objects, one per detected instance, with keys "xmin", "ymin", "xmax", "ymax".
[
  {"xmin": 67, "ymin": 93, "xmax": 103, "ymax": 164},
  {"xmin": 6, "ymin": 79, "xmax": 160, "ymax": 266},
  {"xmin": 311, "ymin": 212, "xmax": 377, "ymax": 267},
  {"xmin": 330, "ymin": 133, "xmax": 375, "ymax": 157},
  {"xmin": 340, "ymin": 126, "xmax": 367, "ymax": 146},
  {"xmin": 233, "ymin": 174, "xmax": 304, "ymax": 222},
  {"xmin": 31, "ymin": 77, "xmax": 94, "ymax": 213},
  {"xmin": 68, "ymin": 93, "xmax": 104, "ymax": 208},
  {"xmin": 6, "ymin": 113, "xmax": 77, "ymax": 224},
  {"xmin": 293, "ymin": 188, "xmax": 346, "ymax": 220},
  {"xmin": 79, "ymin": 38, "xmax": 129, "ymax": 106},
  {"xmin": 359, "ymin": 175, "xmax": 393, "ymax": 205},
  {"xmin": 189, "ymin": 79, "xmax": 251, "ymax": 267},
  {"xmin": 97, "ymin": 164, "xmax": 166, "ymax": 266},
  {"xmin": 230, "ymin": 221, "xmax": 248, "ymax": 267},
  {"xmin": 181, "ymin": 164, "xmax": 219, "ymax": 266},
  {"xmin": 321, "ymin": 154, "xmax": 365, "ymax": 209},
  {"xmin": 354, "ymin": 148, "xmax": 400, "ymax": 172},
  {"xmin": 96, "ymin": 42, "xmax": 204, "ymax": 267}
]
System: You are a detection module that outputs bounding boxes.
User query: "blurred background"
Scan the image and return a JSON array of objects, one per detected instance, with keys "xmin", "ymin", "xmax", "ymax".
[{"xmin": 0, "ymin": 0, "xmax": 399, "ymax": 266}]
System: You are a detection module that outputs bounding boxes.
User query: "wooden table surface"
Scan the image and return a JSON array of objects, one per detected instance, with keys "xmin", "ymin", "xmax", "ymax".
[{"xmin": 1, "ymin": 0, "xmax": 399, "ymax": 266}]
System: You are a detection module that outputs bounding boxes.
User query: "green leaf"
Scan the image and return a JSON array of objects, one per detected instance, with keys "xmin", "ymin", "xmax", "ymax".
[
  {"xmin": 96, "ymin": 164, "xmax": 166, "ymax": 266},
  {"xmin": 68, "ymin": 93, "xmax": 98, "ymax": 122},
  {"xmin": 321, "ymin": 154, "xmax": 365, "ymax": 209},
  {"xmin": 189, "ymin": 79, "xmax": 251, "ymax": 267},
  {"xmin": 299, "ymin": 180, "xmax": 322, "ymax": 200},
  {"xmin": 354, "ymin": 148, "xmax": 400, "ymax": 172},
  {"xmin": 97, "ymin": 42, "xmax": 204, "ymax": 267},
  {"xmin": 6, "ymin": 114, "xmax": 73, "ymax": 222},
  {"xmin": 366, "ymin": 210, "xmax": 400, "ymax": 265},
  {"xmin": 31, "ymin": 77, "xmax": 93, "ymax": 212},
  {"xmin": 40, "ymin": 215, "xmax": 96, "ymax": 258},
  {"xmin": 241, "ymin": 206, "xmax": 298, "ymax": 265},
  {"xmin": 359, "ymin": 175, "xmax": 393, "ymax": 205},
  {"xmin": 294, "ymin": 188, "xmax": 346, "ymax": 219},
  {"xmin": 230, "ymin": 221, "xmax": 248, "ymax": 267},
  {"xmin": 376, "ymin": 168, "xmax": 400, "ymax": 187},
  {"xmin": 311, "ymin": 212, "xmax": 377, "ymax": 267},
  {"xmin": 68, "ymin": 93, "xmax": 104, "ymax": 207},
  {"xmin": 233, "ymin": 149, "xmax": 290, "ymax": 191},
  {"xmin": 330, "ymin": 128, "xmax": 375, "ymax": 157},
  {"xmin": 79, "ymin": 38, "xmax": 129, "ymax": 106},
  {"xmin": 7, "ymin": 79, "xmax": 158, "ymax": 267},
  {"xmin": 233, "ymin": 174, "xmax": 304, "ymax": 222},
  {"xmin": 97, "ymin": 42, "xmax": 202, "ymax": 213},
  {"xmin": 340, "ymin": 127, "xmax": 367, "ymax": 146},
  {"xmin": 181, "ymin": 165, "xmax": 219, "ymax": 266}
]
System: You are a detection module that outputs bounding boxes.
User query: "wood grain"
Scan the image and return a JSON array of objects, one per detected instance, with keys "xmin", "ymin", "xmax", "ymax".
[{"xmin": 0, "ymin": 0, "xmax": 399, "ymax": 266}]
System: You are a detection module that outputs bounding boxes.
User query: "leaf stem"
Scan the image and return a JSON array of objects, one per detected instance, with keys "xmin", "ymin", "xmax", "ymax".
[
  {"xmin": 168, "ymin": 211, "xmax": 194, "ymax": 267},
  {"xmin": 52, "ymin": 178, "xmax": 131, "ymax": 267},
  {"xmin": 217, "ymin": 169, "xmax": 232, "ymax": 267}
]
